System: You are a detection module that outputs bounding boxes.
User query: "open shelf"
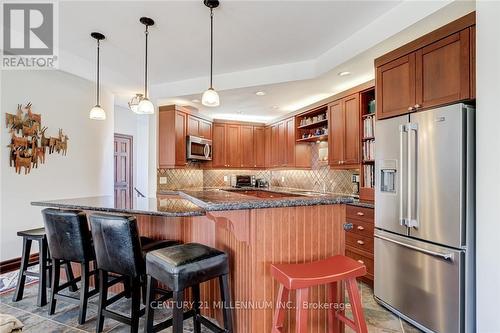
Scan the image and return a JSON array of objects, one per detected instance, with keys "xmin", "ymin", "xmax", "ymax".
[
  {"xmin": 297, "ymin": 118, "xmax": 328, "ymax": 129},
  {"xmin": 359, "ymin": 87, "xmax": 376, "ymax": 203},
  {"xmin": 296, "ymin": 134, "xmax": 328, "ymax": 142}
]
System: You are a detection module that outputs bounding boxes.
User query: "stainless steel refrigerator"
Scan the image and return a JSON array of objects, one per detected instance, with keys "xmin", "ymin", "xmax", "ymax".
[{"xmin": 374, "ymin": 103, "xmax": 475, "ymax": 333}]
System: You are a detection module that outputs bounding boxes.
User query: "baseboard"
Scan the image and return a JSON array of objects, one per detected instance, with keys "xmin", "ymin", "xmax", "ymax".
[{"xmin": 0, "ymin": 253, "xmax": 39, "ymax": 274}]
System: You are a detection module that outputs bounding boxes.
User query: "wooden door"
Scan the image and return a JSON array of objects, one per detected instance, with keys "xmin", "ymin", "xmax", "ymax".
[
  {"xmin": 199, "ymin": 120, "xmax": 212, "ymax": 139},
  {"xmin": 343, "ymin": 94, "xmax": 360, "ymax": 165},
  {"xmin": 285, "ymin": 117, "xmax": 296, "ymax": 166},
  {"xmin": 328, "ymin": 100, "xmax": 344, "ymax": 166},
  {"xmin": 174, "ymin": 111, "xmax": 187, "ymax": 166},
  {"xmin": 264, "ymin": 126, "xmax": 272, "ymax": 168},
  {"xmin": 271, "ymin": 124, "xmax": 279, "ymax": 167},
  {"xmin": 240, "ymin": 125, "xmax": 255, "ymax": 168},
  {"xmin": 254, "ymin": 127, "xmax": 266, "ymax": 168},
  {"xmin": 470, "ymin": 26, "xmax": 475, "ymax": 99},
  {"xmin": 277, "ymin": 121, "xmax": 286, "ymax": 167},
  {"xmin": 416, "ymin": 30, "xmax": 470, "ymax": 109},
  {"xmin": 376, "ymin": 53, "xmax": 416, "ymax": 120},
  {"xmin": 226, "ymin": 124, "xmax": 241, "ymax": 167},
  {"xmin": 212, "ymin": 123, "xmax": 226, "ymax": 167},
  {"xmin": 187, "ymin": 115, "xmax": 200, "ymax": 137},
  {"xmin": 114, "ymin": 134, "xmax": 133, "ymax": 208}
]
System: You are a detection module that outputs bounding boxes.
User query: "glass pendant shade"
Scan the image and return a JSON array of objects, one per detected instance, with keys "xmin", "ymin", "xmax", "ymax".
[
  {"xmin": 89, "ymin": 105, "xmax": 106, "ymax": 120},
  {"xmin": 137, "ymin": 98, "xmax": 155, "ymax": 114},
  {"xmin": 202, "ymin": 88, "xmax": 220, "ymax": 107}
]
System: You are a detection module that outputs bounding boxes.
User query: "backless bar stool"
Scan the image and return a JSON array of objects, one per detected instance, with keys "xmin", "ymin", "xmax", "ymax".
[
  {"xmin": 271, "ymin": 255, "xmax": 368, "ymax": 333},
  {"xmin": 143, "ymin": 243, "xmax": 233, "ymax": 333},
  {"xmin": 89, "ymin": 213, "xmax": 179, "ymax": 333},
  {"xmin": 42, "ymin": 208, "xmax": 100, "ymax": 325},
  {"xmin": 12, "ymin": 227, "xmax": 76, "ymax": 307}
]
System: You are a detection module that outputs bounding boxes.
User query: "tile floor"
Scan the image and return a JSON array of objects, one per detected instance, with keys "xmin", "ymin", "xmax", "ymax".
[{"xmin": 0, "ymin": 280, "xmax": 422, "ymax": 332}]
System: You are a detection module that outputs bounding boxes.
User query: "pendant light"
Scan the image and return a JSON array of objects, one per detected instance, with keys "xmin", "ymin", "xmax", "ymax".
[
  {"xmin": 128, "ymin": 93, "xmax": 143, "ymax": 114},
  {"xmin": 89, "ymin": 32, "xmax": 106, "ymax": 120},
  {"xmin": 202, "ymin": 0, "xmax": 220, "ymax": 107},
  {"xmin": 137, "ymin": 17, "xmax": 155, "ymax": 115}
]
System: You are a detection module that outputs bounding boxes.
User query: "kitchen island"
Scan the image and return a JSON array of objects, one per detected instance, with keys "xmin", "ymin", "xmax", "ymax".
[{"xmin": 32, "ymin": 189, "xmax": 354, "ymax": 333}]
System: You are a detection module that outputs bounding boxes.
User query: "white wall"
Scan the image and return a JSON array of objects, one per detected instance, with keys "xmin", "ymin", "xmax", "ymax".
[
  {"xmin": 114, "ymin": 105, "xmax": 149, "ymax": 196},
  {"xmin": 476, "ymin": 2, "xmax": 500, "ymax": 332},
  {"xmin": 0, "ymin": 70, "xmax": 114, "ymax": 261}
]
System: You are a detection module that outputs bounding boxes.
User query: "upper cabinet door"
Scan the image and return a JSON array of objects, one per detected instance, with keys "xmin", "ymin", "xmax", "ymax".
[
  {"xmin": 376, "ymin": 53, "xmax": 416, "ymax": 120},
  {"xmin": 285, "ymin": 117, "xmax": 296, "ymax": 166},
  {"xmin": 199, "ymin": 119, "xmax": 212, "ymax": 140},
  {"xmin": 415, "ymin": 30, "xmax": 470, "ymax": 109},
  {"xmin": 226, "ymin": 124, "xmax": 241, "ymax": 167},
  {"xmin": 174, "ymin": 111, "xmax": 187, "ymax": 166},
  {"xmin": 212, "ymin": 123, "xmax": 226, "ymax": 167},
  {"xmin": 240, "ymin": 125, "xmax": 255, "ymax": 168},
  {"xmin": 187, "ymin": 115, "xmax": 200, "ymax": 137},
  {"xmin": 328, "ymin": 100, "xmax": 344, "ymax": 166},
  {"xmin": 254, "ymin": 127, "xmax": 266, "ymax": 168},
  {"xmin": 343, "ymin": 94, "xmax": 360, "ymax": 165},
  {"xmin": 277, "ymin": 121, "xmax": 286, "ymax": 166},
  {"xmin": 270, "ymin": 125, "xmax": 279, "ymax": 167}
]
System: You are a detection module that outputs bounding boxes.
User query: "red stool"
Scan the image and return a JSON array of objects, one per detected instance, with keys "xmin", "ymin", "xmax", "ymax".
[{"xmin": 271, "ymin": 255, "xmax": 368, "ymax": 333}]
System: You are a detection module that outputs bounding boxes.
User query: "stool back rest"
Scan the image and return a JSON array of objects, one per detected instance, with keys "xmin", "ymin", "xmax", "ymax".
[
  {"xmin": 42, "ymin": 208, "xmax": 94, "ymax": 263},
  {"xmin": 89, "ymin": 213, "xmax": 144, "ymax": 278}
]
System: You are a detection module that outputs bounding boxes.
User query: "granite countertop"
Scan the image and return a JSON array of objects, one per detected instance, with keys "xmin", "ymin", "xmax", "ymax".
[
  {"xmin": 31, "ymin": 195, "xmax": 205, "ymax": 217},
  {"xmin": 174, "ymin": 187, "xmax": 356, "ymax": 211},
  {"xmin": 31, "ymin": 188, "xmax": 359, "ymax": 216},
  {"xmin": 347, "ymin": 200, "xmax": 375, "ymax": 209}
]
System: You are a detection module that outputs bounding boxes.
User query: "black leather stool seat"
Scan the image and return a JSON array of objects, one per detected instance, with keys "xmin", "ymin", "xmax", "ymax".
[
  {"xmin": 146, "ymin": 243, "xmax": 228, "ymax": 291},
  {"xmin": 140, "ymin": 237, "xmax": 179, "ymax": 254},
  {"xmin": 17, "ymin": 227, "xmax": 46, "ymax": 238}
]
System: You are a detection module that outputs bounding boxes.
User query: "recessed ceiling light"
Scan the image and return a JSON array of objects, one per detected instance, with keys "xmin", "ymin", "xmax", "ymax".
[
  {"xmin": 191, "ymin": 99, "xmax": 200, "ymax": 103},
  {"xmin": 272, "ymin": 105, "xmax": 279, "ymax": 109},
  {"xmin": 255, "ymin": 91, "xmax": 266, "ymax": 96},
  {"xmin": 338, "ymin": 71, "xmax": 351, "ymax": 77}
]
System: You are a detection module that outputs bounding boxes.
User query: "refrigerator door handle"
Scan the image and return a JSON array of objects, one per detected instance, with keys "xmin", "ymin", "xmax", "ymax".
[
  {"xmin": 374, "ymin": 234, "xmax": 454, "ymax": 261},
  {"xmin": 407, "ymin": 123, "xmax": 419, "ymax": 229},
  {"xmin": 399, "ymin": 124, "xmax": 408, "ymax": 227}
]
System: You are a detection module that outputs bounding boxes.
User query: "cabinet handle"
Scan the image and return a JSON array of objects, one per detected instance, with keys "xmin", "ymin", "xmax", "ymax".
[
  {"xmin": 414, "ymin": 104, "xmax": 421, "ymax": 109},
  {"xmin": 408, "ymin": 106, "xmax": 415, "ymax": 111},
  {"xmin": 356, "ymin": 240, "xmax": 365, "ymax": 245},
  {"xmin": 338, "ymin": 161, "xmax": 341, "ymax": 165},
  {"xmin": 357, "ymin": 226, "xmax": 365, "ymax": 231},
  {"xmin": 357, "ymin": 259, "xmax": 365, "ymax": 265},
  {"xmin": 356, "ymin": 212, "xmax": 364, "ymax": 216}
]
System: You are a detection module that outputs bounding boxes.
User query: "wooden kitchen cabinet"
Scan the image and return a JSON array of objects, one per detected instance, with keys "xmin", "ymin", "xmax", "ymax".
[
  {"xmin": 375, "ymin": 13, "xmax": 475, "ymax": 119},
  {"xmin": 212, "ymin": 123, "xmax": 226, "ymax": 167},
  {"xmin": 376, "ymin": 54, "xmax": 416, "ymax": 119},
  {"xmin": 158, "ymin": 106, "xmax": 188, "ymax": 168},
  {"xmin": 254, "ymin": 127, "xmax": 266, "ymax": 167},
  {"xmin": 285, "ymin": 118, "xmax": 295, "ymax": 166},
  {"xmin": 240, "ymin": 125, "xmax": 255, "ymax": 168},
  {"xmin": 328, "ymin": 94, "xmax": 360, "ymax": 167},
  {"xmin": 187, "ymin": 115, "xmax": 212, "ymax": 139},
  {"xmin": 268, "ymin": 117, "xmax": 311, "ymax": 169},
  {"xmin": 226, "ymin": 124, "xmax": 241, "ymax": 167}
]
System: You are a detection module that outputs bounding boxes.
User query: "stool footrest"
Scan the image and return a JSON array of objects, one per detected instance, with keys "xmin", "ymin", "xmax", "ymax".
[
  {"xmin": 197, "ymin": 314, "xmax": 226, "ymax": 333},
  {"xmin": 336, "ymin": 311, "xmax": 357, "ymax": 331},
  {"xmin": 152, "ymin": 309, "xmax": 195, "ymax": 333}
]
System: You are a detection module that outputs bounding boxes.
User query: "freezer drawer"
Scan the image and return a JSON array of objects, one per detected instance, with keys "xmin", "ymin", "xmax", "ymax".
[{"xmin": 374, "ymin": 230, "xmax": 464, "ymax": 333}]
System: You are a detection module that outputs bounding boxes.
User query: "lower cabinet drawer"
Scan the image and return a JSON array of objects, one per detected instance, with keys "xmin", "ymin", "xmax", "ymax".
[
  {"xmin": 345, "ymin": 248, "xmax": 374, "ymax": 278},
  {"xmin": 346, "ymin": 232, "xmax": 374, "ymax": 254}
]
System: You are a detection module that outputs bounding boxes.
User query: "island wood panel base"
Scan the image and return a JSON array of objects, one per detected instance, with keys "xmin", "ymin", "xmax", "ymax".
[{"xmin": 75, "ymin": 205, "xmax": 346, "ymax": 333}]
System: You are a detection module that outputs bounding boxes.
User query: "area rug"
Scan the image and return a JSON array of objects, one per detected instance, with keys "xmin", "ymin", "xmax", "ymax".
[{"xmin": 0, "ymin": 267, "xmax": 39, "ymax": 295}]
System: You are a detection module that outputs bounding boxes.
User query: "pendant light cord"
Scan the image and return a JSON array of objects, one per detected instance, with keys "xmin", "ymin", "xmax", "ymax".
[
  {"xmin": 210, "ymin": 8, "xmax": 214, "ymax": 89},
  {"xmin": 96, "ymin": 39, "xmax": 100, "ymax": 105},
  {"xmin": 144, "ymin": 26, "xmax": 149, "ymax": 98}
]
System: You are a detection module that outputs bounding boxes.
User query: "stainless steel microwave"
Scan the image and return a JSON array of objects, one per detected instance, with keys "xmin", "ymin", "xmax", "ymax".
[{"xmin": 187, "ymin": 135, "xmax": 212, "ymax": 161}]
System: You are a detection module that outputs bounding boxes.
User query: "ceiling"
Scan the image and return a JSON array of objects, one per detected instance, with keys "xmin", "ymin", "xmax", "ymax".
[{"xmin": 56, "ymin": 0, "xmax": 475, "ymax": 122}]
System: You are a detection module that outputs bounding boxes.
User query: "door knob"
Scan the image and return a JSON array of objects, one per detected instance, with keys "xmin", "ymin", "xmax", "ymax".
[
  {"xmin": 357, "ymin": 259, "xmax": 365, "ymax": 265},
  {"xmin": 408, "ymin": 106, "xmax": 415, "ymax": 111},
  {"xmin": 414, "ymin": 104, "xmax": 421, "ymax": 109},
  {"xmin": 356, "ymin": 240, "xmax": 365, "ymax": 245},
  {"xmin": 357, "ymin": 226, "xmax": 365, "ymax": 231},
  {"xmin": 356, "ymin": 212, "xmax": 364, "ymax": 216},
  {"xmin": 343, "ymin": 223, "xmax": 353, "ymax": 231}
]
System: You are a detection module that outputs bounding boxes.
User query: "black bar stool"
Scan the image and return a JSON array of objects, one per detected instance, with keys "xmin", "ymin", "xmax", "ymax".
[
  {"xmin": 144, "ymin": 243, "xmax": 233, "ymax": 333},
  {"xmin": 42, "ymin": 208, "xmax": 99, "ymax": 324},
  {"xmin": 89, "ymin": 213, "xmax": 179, "ymax": 333},
  {"xmin": 12, "ymin": 227, "xmax": 76, "ymax": 307}
]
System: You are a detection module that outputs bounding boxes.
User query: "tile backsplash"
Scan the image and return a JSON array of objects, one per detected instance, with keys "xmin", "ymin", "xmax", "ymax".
[{"xmin": 157, "ymin": 143, "xmax": 359, "ymax": 195}]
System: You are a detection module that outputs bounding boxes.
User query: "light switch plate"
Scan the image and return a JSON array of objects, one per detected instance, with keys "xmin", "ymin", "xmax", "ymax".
[
  {"xmin": 281, "ymin": 176, "xmax": 285, "ymax": 182},
  {"xmin": 159, "ymin": 177, "xmax": 167, "ymax": 184},
  {"xmin": 224, "ymin": 175, "xmax": 228, "ymax": 182}
]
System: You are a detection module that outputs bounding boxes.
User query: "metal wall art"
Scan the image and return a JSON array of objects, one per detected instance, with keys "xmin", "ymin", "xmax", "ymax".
[{"xmin": 6, "ymin": 103, "xmax": 69, "ymax": 175}]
